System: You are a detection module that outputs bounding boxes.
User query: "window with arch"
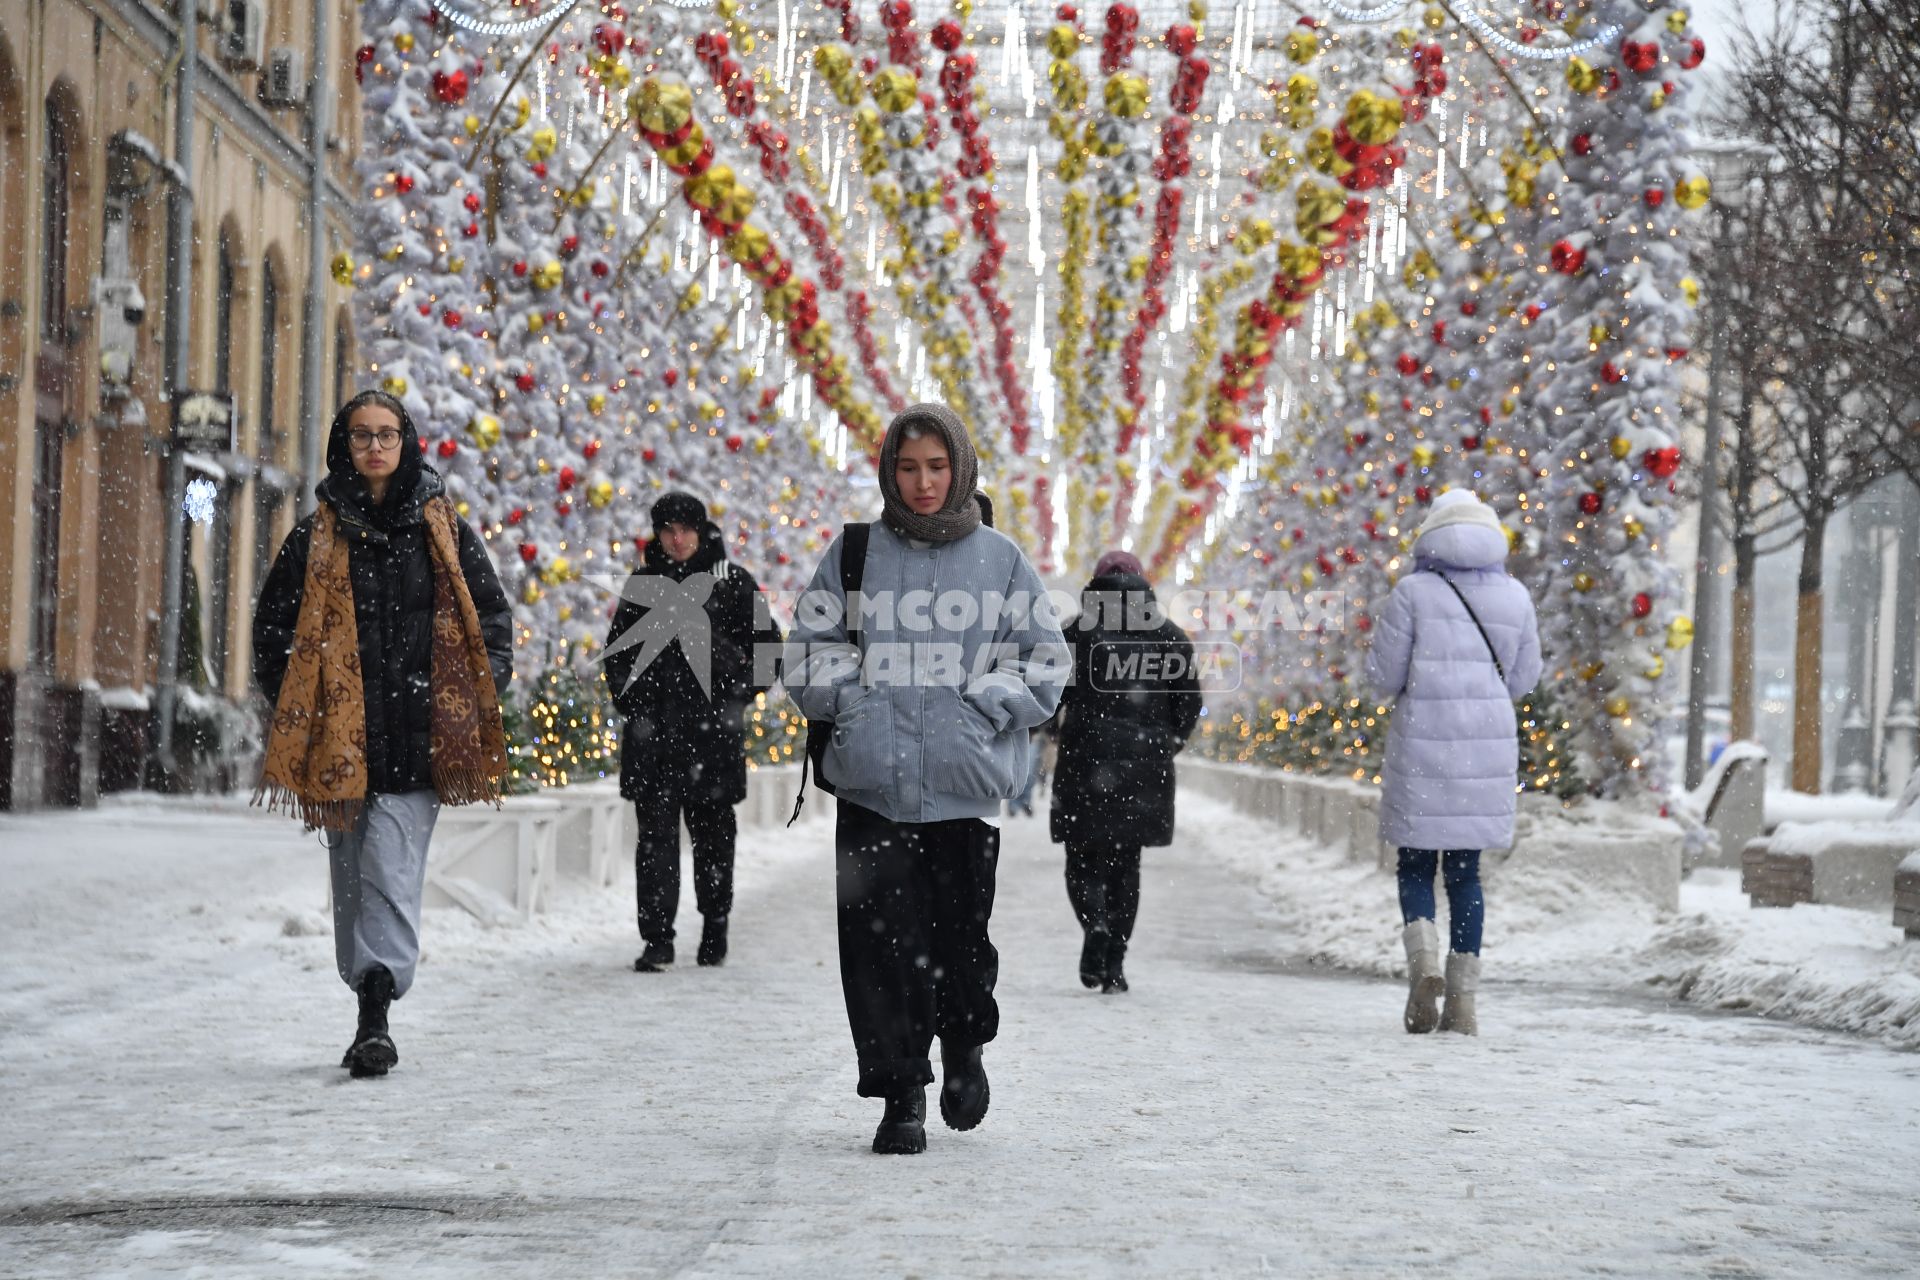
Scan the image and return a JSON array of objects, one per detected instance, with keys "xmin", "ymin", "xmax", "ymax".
[
  {"xmin": 215, "ymin": 228, "xmax": 237, "ymax": 395},
  {"xmin": 40, "ymin": 95, "xmax": 70, "ymax": 342},
  {"xmin": 253, "ymin": 256, "xmax": 287, "ymax": 595}
]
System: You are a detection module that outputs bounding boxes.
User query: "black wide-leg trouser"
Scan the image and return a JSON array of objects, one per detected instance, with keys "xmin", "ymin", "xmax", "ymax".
[{"xmin": 835, "ymin": 800, "xmax": 1000, "ymax": 1099}]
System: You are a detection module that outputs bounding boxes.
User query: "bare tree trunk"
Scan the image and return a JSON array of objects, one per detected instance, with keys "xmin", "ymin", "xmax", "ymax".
[
  {"xmin": 1791, "ymin": 509, "xmax": 1829, "ymax": 792},
  {"xmin": 1732, "ymin": 538, "xmax": 1757, "ymax": 742}
]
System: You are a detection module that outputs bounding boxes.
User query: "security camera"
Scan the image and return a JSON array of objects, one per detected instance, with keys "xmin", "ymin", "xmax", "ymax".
[{"xmin": 118, "ymin": 282, "xmax": 148, "ymax": 327}]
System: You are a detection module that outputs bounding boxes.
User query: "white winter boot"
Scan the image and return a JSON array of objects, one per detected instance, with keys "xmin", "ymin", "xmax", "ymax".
[
  {"xmin": 1401, "ymin": 919, "xmax": 1444, "ymax": 1034},
  {"xmin": 1440, "ymin": 952, "xmax": 1480, "ymax": 1036}
]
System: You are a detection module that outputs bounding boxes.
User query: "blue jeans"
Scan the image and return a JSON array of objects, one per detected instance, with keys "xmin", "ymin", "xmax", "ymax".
[{"xmin": 1396, "ymin": 848, "xmax": 1483, "ymax": 956}]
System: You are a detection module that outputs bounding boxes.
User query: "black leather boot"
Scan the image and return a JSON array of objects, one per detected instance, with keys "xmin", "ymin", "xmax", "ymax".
[
  {"xmin": 633, "ymin": 940, "xmax": 675, "ymax": 972},
  {"xmin": 871, "ymin": 1087, "xmax": 928, "ymax": 1155},
  {"xmin": 1079, "ymin": 926, "xmax": 1110, "ymax": 990},
  {"xmin": 346, "ymin": 967, "xmax": 398, "ymax": 1078},
  {"xmin": 939, "ymin": 1041, "xmax": 990, "ymax": 1131},
  {"xmin": 696, "ymin": 916, "xmax": 729, "ymax": 967},
  {"xmin": 1102, "ymin": 937, "xmax": 1129, "ymax": 994}
]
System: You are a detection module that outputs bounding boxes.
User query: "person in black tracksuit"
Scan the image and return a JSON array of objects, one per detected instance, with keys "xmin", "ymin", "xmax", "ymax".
[
  {"xmin": 1049, "ymin": 550, "xmax": 1202, "ymax": 993},
  {"xmin": 603, "ymin": 492, "xmax": 784, "ymax": 971}
]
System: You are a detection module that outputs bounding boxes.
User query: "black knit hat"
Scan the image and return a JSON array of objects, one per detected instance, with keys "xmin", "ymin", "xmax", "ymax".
[{"xmin": 650, "ymin": 491, "xmax": 708, "ymax": 533}]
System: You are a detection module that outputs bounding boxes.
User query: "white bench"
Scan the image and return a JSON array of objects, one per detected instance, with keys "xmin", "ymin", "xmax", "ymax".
[
  {"xmin": 548, "ymin": 778, "xmax": 633, "ymax": 889},
  {"xmin": 424, "ymin": 794, "xmax": 564, "ymax": 923},
  {"xmin": 1181, "ymin": 758, "xmax": 1683, "ymax": 913}
]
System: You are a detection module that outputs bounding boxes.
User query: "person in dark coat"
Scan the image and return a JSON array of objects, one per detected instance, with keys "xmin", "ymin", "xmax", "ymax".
[
  {"xmin": 603, "ymin": 492, "xmax": 784, "ymax": 972},
  {"xmin": 253, "ymin": 388, "xmax": 513, "ymax": 1077},
  {"xmin": 1049, "ymin": 550, "xmax": 1202, "ymax": 993}
]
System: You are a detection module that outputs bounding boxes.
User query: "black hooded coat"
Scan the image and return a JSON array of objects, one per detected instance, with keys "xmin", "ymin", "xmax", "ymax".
[
  {"xmin": 603, "ymin": 522, "xmax": 784, "ymax": 805},
  {"xmin": 1049, "ymin": 571, "xmax": 1204, "ymax": 849},
  {"xmin": 252, "ymin": 400, "xmax": 514, "ymax": 796}
]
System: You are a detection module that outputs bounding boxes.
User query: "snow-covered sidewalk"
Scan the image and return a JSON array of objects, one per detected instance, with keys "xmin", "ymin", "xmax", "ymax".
[
  {"xmin": 2, "ymin": 793, "xmax": 1917, "ymax": 1277},
  {"xmin": 1189, "ymin": 788, "xmax": 1920, "ymax": 1052}
]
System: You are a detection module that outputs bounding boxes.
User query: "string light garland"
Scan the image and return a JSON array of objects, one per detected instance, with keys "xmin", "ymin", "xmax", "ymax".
[
  {"xmin": 428, "ymin": 0, "xmax": 584, "ymax": 39},
  {"xmin": 1319, "ymin": 1, "xmax": 1624, "ymax": 62}
]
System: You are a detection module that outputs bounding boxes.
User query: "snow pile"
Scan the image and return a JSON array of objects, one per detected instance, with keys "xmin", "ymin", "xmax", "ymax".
[{"xmin": 1188, "ymin": 792, "xmax": 1920, "ymax": 1050}]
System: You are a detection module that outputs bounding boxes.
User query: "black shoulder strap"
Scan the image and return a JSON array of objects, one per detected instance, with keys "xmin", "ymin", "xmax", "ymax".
[
  {"xmin": 789, "ymin": 522, "xmax": 873, "ymax": 829},
  {"xmin": 1435, "ymin": 572, "xmax": 1505, "ymax": 682},
  {"xmin": 840, "ymin": 522, "xmax": 870, "ymax": 649}
]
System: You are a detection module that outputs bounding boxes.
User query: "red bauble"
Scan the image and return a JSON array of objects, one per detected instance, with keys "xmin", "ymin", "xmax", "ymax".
[
  {"xmin": 1631, "ymin": 592, "xmax": 1653, "ymax": 619},
  {"xmin": 519, "ymin": 543, "xmax": 538, "ymax": 563},
  {"xmin": 1550, "ymin": 240, "xmax": 1588, "ymax": 275},
  {"xmin": 1644, "ymin": 446, "xmax": 1682, "ymax": 478},
  {"xmin": 1165, "ymin": 23, "xmax": 1197, "ymax": 56},
  {"xmin": 393, "ymin": 173, "xmax": 414, "ymax": 195},
  {"xmin": 663, "ymin": 368, "xmax": 679, "ymax": 387},
  {"xmin": 437, "ymin": 439, "xmax": 458, "ymax": 458},
  {"xmin": 590, "ymin": 260, "xmax": 610, "ymax": 278},
  {"xmin": 560, "ymin": 235, "xmax": 580, "ymax": 258},
  {"xmin": 463, "ymin": 191, "xmax": 482, "ymax": 213},
  {"xmin": 1461, "ymin": 434, "xmax": 1481, "ymax": 450},
  {"xmin": 1460, "ymin": 300, "xmax": 1478, "ymax": 316},
  {"xmin": 1396, "ymin": 352, "xmax": 1420, "ymax": 376},
  {"xmin": 582, "ymin": 440, "xmax": 601, "ymax": 460},
  {"xmin": 431, "ymin": 69, "xmax": 469, "ymax": 105},
  {"xmin": 556, "ymin": 501, "xmax": 572, "ymax": 517},
  {"xmin": 1579, "ymin": 491, "xmax": 1604, "ymax": 515},
  {"xmin": 931, "ymin": 18, "xmax": 963, "ymax": 50},
  {"xmin": 557, "ymin": 466, "xmax": 577, "ymax": 491},
  {"xmin": 1644, "ymin": 187, "xmax": 1666, "ymax": 208},
  {"xmin": 442, "ymin": 309, "xmax": 462, "ymax": 328},
  {"xmin": 1602, "ymin": 362, "xmax": 1625, "ymax": 384},
  {"xmin": 515, "ymin": 372, "xmax": 536, "ymax": 393},
  {"xmin": 1621, "ymin": 40, "xmax": 1660, "ymax": 75},
  {"xmin": 462, "ymin": 222, "xmax": 478, "ymax": 238},
  {"xmin": 726, "ymin": 434, "xmax": 744, "ymax": 453},
  {"xmin": 1414, "ymin": 486, "xmax": 1432, "ymax": 504},
  {"xmin": 418, "ymin": 303, "xmax": 432, "ymax": 317},
  {"xmin": 1571, "ymin": 133, "xmax": 1593, "ymax": 157},
  {"xmin": 641, "ymin": 448, "xmax": 656, "ymax": 463},
  {"xmin": 1681, "ymin": 38, "xmax": 1706, "ymax": 71},
  {"xmin": 512, "ymin": 260, "xmax": 528, "ymax": 277}
]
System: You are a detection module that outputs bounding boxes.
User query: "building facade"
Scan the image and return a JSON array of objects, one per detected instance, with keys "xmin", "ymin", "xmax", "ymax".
[{"xmin": 0, "ymin": 0, "xmax": 362, "ymax": 809}]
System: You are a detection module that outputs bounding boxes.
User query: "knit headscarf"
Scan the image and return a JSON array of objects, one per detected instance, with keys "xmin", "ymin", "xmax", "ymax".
[{"xmin": 877, "ymin": 402, "xmax": 983, "ymax": 543}]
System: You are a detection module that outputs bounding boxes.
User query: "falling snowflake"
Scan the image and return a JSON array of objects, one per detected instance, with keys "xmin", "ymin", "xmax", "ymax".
[{"xmin": 183, "ymin": 479, "xmax": 218, "ymax": 527}]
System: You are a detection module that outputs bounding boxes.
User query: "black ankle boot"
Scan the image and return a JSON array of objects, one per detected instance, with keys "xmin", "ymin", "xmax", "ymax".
[
  {"xmin": 939, "ymin": 1041, "xmax": 990, "ymax": 1132},
  {"xmin": 1102, "ymin": 938, "xmax": 1129, "ymax": 994},
  {"xmin": 696, "ymin": 916, "xmax": 728, "ymax": 967},
  {"xmin": 1079, "ymin": 926, "xmax": 1110, "ymax": 989},
  {"xmin": 633, "ymin": 940, "xmax": 675, "ymax": 972},
  {"xmin": 872, "ymin": 1087, "xmax": 927, "ymax": 1155},
  {"xmin": 347, "ymin": 967, "xmax": 398, "ymax": 1078}
]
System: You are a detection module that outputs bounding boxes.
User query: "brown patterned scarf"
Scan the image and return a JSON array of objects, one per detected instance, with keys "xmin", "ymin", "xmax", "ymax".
[{"xmin": 256, "ymin": 498, "xmax": 507, "ymax": 831}]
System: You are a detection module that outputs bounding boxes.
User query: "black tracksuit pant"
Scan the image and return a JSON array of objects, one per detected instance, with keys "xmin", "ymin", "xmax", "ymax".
[
  {"xmin": 1064, "ymin": 842, "xmax": 1143, "ymax": 960},
  {"xmin": 633, "ymin": 769, "xmax": 737, "ymax": 946},
  {"xmin": 835, "ymin": 800, "xmax": 1000, "ymax": 1099}
]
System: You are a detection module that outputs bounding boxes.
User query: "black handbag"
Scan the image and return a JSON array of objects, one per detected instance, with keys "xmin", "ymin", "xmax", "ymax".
[{"xmin": 789, "ymin": 522, "xmax": 870, "ymax": 825}]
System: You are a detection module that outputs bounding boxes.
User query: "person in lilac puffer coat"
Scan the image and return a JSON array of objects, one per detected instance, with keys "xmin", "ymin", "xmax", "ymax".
[{"xmin": 1365, "ymin": 489, "xmax": 1541, "ymax": 1037}]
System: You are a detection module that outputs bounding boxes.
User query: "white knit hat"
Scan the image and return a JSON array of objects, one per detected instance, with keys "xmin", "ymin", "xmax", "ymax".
[{"xmin": 1416, "ymin": 489, "xmax": 1502, "ymax": 540}]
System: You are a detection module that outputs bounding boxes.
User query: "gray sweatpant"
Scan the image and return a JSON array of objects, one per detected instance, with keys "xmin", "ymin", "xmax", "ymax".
[{"xmin": 327, "ymin": 791, "xmax": 440, "ymax": 997}]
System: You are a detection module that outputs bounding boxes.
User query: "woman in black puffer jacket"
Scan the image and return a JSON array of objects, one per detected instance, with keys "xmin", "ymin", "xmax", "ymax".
[
  {"xmin": 1050, "ymin": 550, "xmax": 1202, "ymax": 994},
  {"xmin": 253, "ymin": 389, "xmax": 512, "ymax": 1077}
]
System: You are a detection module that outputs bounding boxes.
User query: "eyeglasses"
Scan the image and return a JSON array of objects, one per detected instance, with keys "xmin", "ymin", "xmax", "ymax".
[{"xmin": 348, "ymin": 429, "xmax": 402, "ymax": 452}]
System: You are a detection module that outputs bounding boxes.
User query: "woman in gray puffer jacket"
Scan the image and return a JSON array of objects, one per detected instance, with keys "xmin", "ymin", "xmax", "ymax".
[
  {"xmin": 1366, "ymin": 489, "xmax": 1541, "ymax": 1037},
  {"xmin": 785, "ymin": 403, "xmax": 1068, "ymax": 1155}
]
